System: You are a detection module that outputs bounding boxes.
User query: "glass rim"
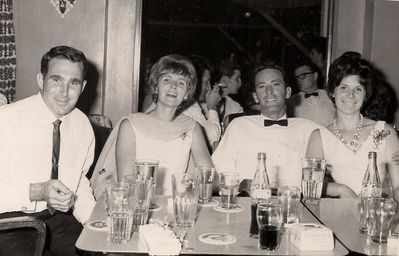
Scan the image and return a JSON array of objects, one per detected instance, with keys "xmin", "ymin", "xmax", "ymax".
[
  {"xmin": 302, "ymin": 157, "xmax": 326, "ymax": 163},
  {"xmin": 220, "ymin": 171, "xmax": 239, "ymax": 177},
  {"xmin": 134, "ymin": 159, "xmax": 159, "ymax": 165}
]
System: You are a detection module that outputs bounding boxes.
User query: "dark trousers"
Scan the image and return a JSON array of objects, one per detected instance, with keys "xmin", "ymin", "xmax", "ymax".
[{"xmin": 0, "ymin": 210, "xmax": 83, "ymax": 256}]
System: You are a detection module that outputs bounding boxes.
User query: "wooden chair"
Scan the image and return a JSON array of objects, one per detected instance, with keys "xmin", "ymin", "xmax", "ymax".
[{"xmin": 0, "ymin": 216, "xmax": 46, "ymax": 256}]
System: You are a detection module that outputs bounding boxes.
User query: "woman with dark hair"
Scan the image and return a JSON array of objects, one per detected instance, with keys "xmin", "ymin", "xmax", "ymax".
[
  {"xmin": 306, "ymin": 52, "xmax": 399, "ymax": 202},
  {"xmin": 182, "ymin": 55, "xmax": 221, "ymax": 151},
  {"xmin": 91, "ymin": 54, "xmax": 213, "ymax": 197}
]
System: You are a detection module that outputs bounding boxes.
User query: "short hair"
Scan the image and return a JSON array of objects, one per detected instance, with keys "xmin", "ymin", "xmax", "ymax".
[
  {"xmin": 41, "ymin": 46, "xmax": 88, "ymax": 79},
  {"xmin": 326, "ymin": 52, "xmax": 374, "ymax": 104},
  {"xmin": 148, "ymin": 54, "xmax": 197, "ymax": 104},
  {"xmin": 251, "ymin": 60, "xmax": 287, "ymax": 91},
  {"xmin": 212, "ymin": 58, "xmax": 240, "ymax": 84},
  {"xmin": 293, "ymin": 58, "xmax": 319, "ymax": 74}
]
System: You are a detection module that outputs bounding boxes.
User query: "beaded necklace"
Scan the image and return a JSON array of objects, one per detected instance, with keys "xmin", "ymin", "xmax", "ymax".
[{"xmin": 333, "ymin": 114, "xmax": 364, "ymax": 154}]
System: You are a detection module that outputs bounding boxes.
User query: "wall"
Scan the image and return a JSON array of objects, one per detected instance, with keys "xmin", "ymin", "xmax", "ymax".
[{"xmin": 13, "ymin": 0, "xmax": 140, "ymax": 124}]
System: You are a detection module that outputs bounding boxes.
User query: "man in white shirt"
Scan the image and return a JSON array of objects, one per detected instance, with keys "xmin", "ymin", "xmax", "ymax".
[
  {"xmin": 212, "ymin": 62, "xmax": 320, "ymax": 194},
  {"xmin": 287, "ymin": 59, "xmax": 336, "ymax": 126},
  {"xmin": 0, "ymin": 46, "xmax": 96, "ymax": 256}
]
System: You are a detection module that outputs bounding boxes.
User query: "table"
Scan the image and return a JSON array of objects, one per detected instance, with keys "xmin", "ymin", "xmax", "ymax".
[
  {"xmin": 304, "ymin": 198, "xmax": 398, "ymax": 255},
  {"xmin": 76, "ymin": 196, "xmax": 348, "ymax": 255}
]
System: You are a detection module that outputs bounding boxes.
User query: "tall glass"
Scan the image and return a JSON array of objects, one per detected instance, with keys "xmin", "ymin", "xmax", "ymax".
[
  {"xmin": 132, "ymin": 175, "xmax": 153, "ymax": 231},
  {"xmin": 278, "ymin": 186, "xmax": 301, "ymax": 225},
  {"xmin": 105, "ymin": 182, "xmax": 136, "ymax": 244},
  {"xmin": 219, "ymin": 172, "xmax": 240, "ymax": 209},
  {"xmin": 134, "ymin": 159, "xmax": 159, "ymax": 209},
  {"xmin": 171, "ymin": 173, "xmax": 200, "ymax": 228},
  {"xmin": 257, "ymin": 201, "xmax": 283, "ymax": 250},
  {"xmin": 195, "ymin": 166, "xmax": 215, "ymax": 204},
  {"xmin": 368, "ymin": 197, "xmax": 397, "ymax": 243},
  {"xmin": 301, "ymin": 157, "xmax": 326, "ymax": 204}
]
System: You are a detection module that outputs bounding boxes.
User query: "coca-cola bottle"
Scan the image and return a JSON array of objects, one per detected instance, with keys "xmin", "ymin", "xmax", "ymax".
[
  {"xmin": 358, "ymin": 151, "xmax": 382, "ymax": 234},
  {"xmin": 249, "ymin": 152, "xmax": 271, "ymax": 238}
]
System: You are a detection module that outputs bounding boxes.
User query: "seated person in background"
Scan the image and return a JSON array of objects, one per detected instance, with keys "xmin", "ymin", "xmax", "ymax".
[
  {"xmin": 0, "ymin": 92, "xmax": 7, "ymax": 106},
  {"xmin": 212, "ymin": 61, "xmax": 320, "ymax": 195},
  {"xmin": 0, "ymin": 46, "xmax": 96, "ymax": 256},
  {"xmin": 183, "ymin": 55, "xmax": 221, "ymax": 151},
  {"xmin": 212, "ymin": 59, "xmax": 244, "ymax": 132},
  {"xmin": 306, "ymin": 52, "xmax": 399, "ymax": 202},
  {"xmin": 287, "ymin": 59, "xmax": 336, "ymax": 126},
  {"xmin": 308, "ymin": 36, "xmax": 327, "ymax": 80},
  {"xmin": 91, "ymin": 54, "xmax": 213, "ymax": 198}
]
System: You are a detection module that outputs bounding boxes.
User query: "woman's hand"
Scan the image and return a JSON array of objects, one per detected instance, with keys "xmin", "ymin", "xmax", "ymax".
[
  {"xmin": 206, "ymin": 86, "xmax": 221, "ymax": 111},
  {"xmin": 337, "ymin": 184, "xmax": 358, "ymax": 199}
]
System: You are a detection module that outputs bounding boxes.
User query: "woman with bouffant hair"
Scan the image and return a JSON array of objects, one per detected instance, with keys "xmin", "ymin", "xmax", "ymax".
[
  {"xmin": 306, "ymin": 52, "xmax": 399, "ymax": 202},
  {"xmin": 91, "ymin": 54, "xmax": 213, "ymax": 198}
]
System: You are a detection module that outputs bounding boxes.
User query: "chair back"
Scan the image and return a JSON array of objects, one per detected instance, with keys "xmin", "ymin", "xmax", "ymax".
[{"xmin": 0, "ymin": 216, "xmax": 46, "ymax": 256}]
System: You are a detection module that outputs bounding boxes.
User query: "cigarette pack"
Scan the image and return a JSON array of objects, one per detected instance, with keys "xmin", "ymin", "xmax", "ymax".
[{"xmin": 290, "ymin": 223, "xmax": 334, "ymax": 251}]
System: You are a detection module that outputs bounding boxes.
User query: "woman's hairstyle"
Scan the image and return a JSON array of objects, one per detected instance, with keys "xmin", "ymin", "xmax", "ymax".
[
  {"xmin": 148, "ymin": 54, "xmax": 197, "ymax": 106},
  {"xmin": 188, "ymin": 55, "xmax": 214, "ymax": 99},
  {"xmin": 326, "ymin": 52, "xmax": 374, "ymax": 104}
]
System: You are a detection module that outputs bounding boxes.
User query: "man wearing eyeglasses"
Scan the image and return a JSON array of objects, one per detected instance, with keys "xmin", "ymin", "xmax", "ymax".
[{"xmin": 287, "ymin": 59, "xmax": 336, "ymax": 126}]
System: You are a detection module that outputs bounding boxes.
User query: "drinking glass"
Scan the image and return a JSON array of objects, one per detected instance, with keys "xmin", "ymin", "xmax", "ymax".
[
  {"xmin": 257, "ymin": 201, "xmax": 283, "ymax": 250},
  {"xmin": 134, "ymin": 159, "xmax": 159, "ymax": 209},
  {"xmin": 132, "ymin": 175, "xmax": 153, "ymax": 232},
  {"xmin": 171, "ymin": 173, "xmax": 200, "ymax": 229},
  {"xmin": 219, "ymin": 172, "xmax": 240, "ymax": 209},
  {"xmin": 195, "ymin": 166, "xmax": 215, "ymax": 204},
  {"xmin": 278, "ymin": 185, "xmax": 301, "ymax": 225},
  {"xmin": 105, "ymin": 182, "xmax": 136, "ymax": 244},
  {"xmin": 368, "ymin": 197, "xmax": 397, "ymax": 243},
  {"xmin": 301, "ymin": 157, "xmax": 326, "ymax": 204}
]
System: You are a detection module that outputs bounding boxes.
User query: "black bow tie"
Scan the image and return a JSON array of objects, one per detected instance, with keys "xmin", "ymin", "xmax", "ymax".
[
  {"xmin": 264, "ymin": 119, "xmax": 288, "ymax": 127},
  {"xmin": 304, "ymin": 92, "xmax": 319, "ymax": 98}
]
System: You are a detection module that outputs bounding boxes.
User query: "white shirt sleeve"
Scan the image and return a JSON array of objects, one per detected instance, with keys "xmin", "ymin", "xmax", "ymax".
[
  {"xmin": 72, "ymin": 130, "xmax": 96, "ymax": 224},
  {"xmin": 212, "ymin": 121, "xmax": 240, "ymax": 174},
  {"xmin": 183, "ymin": 103, "xmax": 221, "ymax": 146}
]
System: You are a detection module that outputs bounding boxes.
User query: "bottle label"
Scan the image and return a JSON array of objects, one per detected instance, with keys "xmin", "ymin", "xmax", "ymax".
[
  {"xmin": 252, "ymin": 188, "xmax": 271, "ymax": 200},
  {"xmin": 360, "ymin": 182, "xmax": 382, "ymax": 198}
]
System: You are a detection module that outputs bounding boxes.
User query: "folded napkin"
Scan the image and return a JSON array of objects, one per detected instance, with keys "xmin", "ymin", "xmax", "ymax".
[{"xmin": 139, "ymin": 224, "xmax": 182, "ymax": 256}]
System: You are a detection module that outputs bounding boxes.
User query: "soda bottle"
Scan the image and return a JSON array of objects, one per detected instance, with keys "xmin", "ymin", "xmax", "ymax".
[
  {"xmin": 249, "ymin": 152, "xmax": 271, "ymax": 238},
  {"xmin": 358, "ymin": 151, "xmax": 382, "ymax": 234}
]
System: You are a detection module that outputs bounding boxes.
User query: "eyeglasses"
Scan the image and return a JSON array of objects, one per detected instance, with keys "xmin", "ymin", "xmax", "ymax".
[{"xmin": 295, "ymin": 72, "xmax": 314, "ymax": 80}]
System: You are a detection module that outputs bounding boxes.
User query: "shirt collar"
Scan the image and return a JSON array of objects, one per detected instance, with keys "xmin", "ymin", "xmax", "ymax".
[{"xmin": 261, "ymin": 113, "xmax": 287, "ymax": 121}]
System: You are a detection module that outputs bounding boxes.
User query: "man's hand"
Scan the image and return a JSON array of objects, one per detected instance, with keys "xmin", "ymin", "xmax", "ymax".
[
  {"xmin": 206, "ymin": 86, "xmax": 221, "ymax": 111},
  {"xmin": 30, "ymin": 180, "xmax": 74, "ymax": 212}
]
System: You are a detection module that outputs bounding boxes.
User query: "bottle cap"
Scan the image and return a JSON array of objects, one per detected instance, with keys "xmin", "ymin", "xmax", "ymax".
[
  {"xmin": 368, "ymin": 151, "xmax": 377, "ymax": 158},
  {"xmin": 257, "ymin": 152, "xmax": 266, "ymax": 159}
]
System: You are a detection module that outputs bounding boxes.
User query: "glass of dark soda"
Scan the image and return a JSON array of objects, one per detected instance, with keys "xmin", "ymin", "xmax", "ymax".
[{"xmin": 256, "ymin": 201, "xmax": 283, "ymax": 250}]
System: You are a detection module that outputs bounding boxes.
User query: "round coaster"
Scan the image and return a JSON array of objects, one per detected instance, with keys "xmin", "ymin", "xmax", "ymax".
[
  {"xmin": 87, "ymin": 221, "xmax": 107, "ymax": 231},
  {"xmin": 199, "ymin": 233, "xmax": 237, "ymax": 245},
  {"xmin": 213, "ymin": 205, "xmax": 244, "ymax": 213},
  {"xmin": 149, "ymin": 204, "xmax": 162, "ymax": 212},
  {"xmin": 199, "ymin": 199, "xmax": 219, "ymax": 207}
]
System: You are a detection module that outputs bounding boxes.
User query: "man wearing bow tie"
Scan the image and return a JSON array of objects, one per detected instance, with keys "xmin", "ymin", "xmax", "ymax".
[
  {"xmin": 287, "ymin": 59, "xmax": 336, "ymax": 126},
  {"xmin": 212, "ymin": 62, "xmax": 320, "ymax": 194}
]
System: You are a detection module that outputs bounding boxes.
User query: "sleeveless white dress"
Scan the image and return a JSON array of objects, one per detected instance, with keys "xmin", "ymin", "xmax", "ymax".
[
  {"xmin": 91, "ymin": 111, "xmax": 196, "ymax": 198},
  {"xmin": 319, "ymin": 121, "xmax": 390, "ymax": 195}
]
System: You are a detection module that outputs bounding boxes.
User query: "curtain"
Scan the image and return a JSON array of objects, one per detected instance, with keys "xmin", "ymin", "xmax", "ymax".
[{"xmin": 0, "ymin": 0, "xmax": 16, "ymax": 102}]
